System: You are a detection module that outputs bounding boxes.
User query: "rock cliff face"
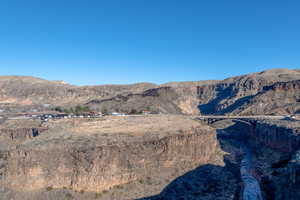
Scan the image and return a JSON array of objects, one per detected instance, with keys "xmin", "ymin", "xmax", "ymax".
[
  {"xmin": 5, "ymin": 128, "xmax": 219, "ymax": 192},
  {"xmin": 0, "ymin": 116, "xmax": 299, "ymax": 200},
  {"xmin": 249, "ymin": 120, "xmax": 300, "ymax": 152},
  {"xmin": 0, "ymin": 115, "xmax": 226, "ymax": 200},
  {"xmin": 233, "ymin": 80, "xmax": 300, "ymax": 115},
  {"xmin": 208, "ymin": 118, "xmax": 300, "ymax": 200},
  {"xmin": 88, "ymin": 68, "xmax": 300, "ymax": 115},
  {"xmin": 234, "ymin": 119, "xmax": 300, "ymax": 200},
  {"xmin": 197, "ymin": 69, "xmax": 300, "ymax": 115}
]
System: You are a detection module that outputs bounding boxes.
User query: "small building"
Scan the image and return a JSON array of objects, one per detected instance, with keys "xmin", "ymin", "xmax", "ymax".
[
  {"xmin": 142, "ymin": 110, "xmax": 151, "ymax": 115},
  {"xmin": 112, "ymin": 112, "xmax": 126, "ymax": 116}
]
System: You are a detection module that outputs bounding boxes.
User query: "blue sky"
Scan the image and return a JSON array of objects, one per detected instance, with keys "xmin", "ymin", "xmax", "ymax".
[{"xmin": 0, "ymin": 0, "xmax": 299, "ymax": 85}]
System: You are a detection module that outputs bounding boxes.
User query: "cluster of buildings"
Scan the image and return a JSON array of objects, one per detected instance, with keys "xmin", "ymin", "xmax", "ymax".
[
  {"xmin": 29, "ymin": 112, "xmax": 103, "ymax": 122},
  {"xmin": 5, "ymin": 109, "xmax": 162, "ymax": 122}
]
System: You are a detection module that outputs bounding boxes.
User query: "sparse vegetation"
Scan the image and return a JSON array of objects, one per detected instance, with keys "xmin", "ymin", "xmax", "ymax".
[
  {"xmin": 129, "ymin": 109, "xmax": 138, "ymax": 115},
  {"xmin": 101, "ymin": 107, "xmax": 108, "ymax": 115},
  {"xmin": 138, "ymin": 179, "xmax": 144, "ymax": 184},
  {"xmin": 94, "ymin": 190, "xmax": 108, "ymax": 199},
  {"xmin": 95, "ymin": 192, "xmax": 102, "ymax": 199},
  {"xmin": 65, "ymin": 105, "xmax": 91, "ymax": 114},
  {"xmin": 115, "ymin": 184, "xmax": 124, "ymax": 189},
  {"xmin": 53, "ymin": 106, "xmax": 64, "ymax": 112},
  {"xmin": 129, "ymin": 109, "xmax": 143, "ymax": 115},
  {"xmin": 46, "ymin": 186, "xmax": 53, "ymax": 191},
  {"xmin": 53, "ymin": 105, "xmax": 92, "ymax": 114},
  {"xmin": 103, "ymin": 190, "xmax": 108, "ymax": 194},
  {"xmin": 65, "ymin": 192, "xmax": 74, "ymax": 200}
]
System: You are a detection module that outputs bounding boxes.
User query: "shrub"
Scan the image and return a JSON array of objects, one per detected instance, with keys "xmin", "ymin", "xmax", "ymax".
[
  {"xmin": 129, "ymin": 109, "xmax": 138, "ymax": 115},
  {"xmin": 101, "ymin": 107, "xmax": 108, "ymax": 115},
  {"xmin": 63, "ymin": 106, "xmax": 91, "ymax": 114},
  {"xmin": 65, "ymin": 192, "xmax": 74, "ymax": 200},
  {"xmin": 46, "ymin": 186, "xmax": 53, "ymax": 191},
  {"xmin": 95, "ymin": 192, "xmax": 102, "ymax": 199},
  {"xmin": 53, "ymin": 106, "xmax": 64, "ymax": 112}
]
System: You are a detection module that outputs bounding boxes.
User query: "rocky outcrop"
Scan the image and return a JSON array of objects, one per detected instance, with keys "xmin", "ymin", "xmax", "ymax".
[
  {"xmin": 239, "ymin": 120, "xmax": 300, "ymax": 200},
  {"xmin": 234, "ymin": 80, "xmax": 300, "ymax": 115},
  {"xmin": 209, "ymin": 118, "xmax": 300, "ymax": 200},
  {"xmin": 1, "ymin": 119, "xmax": 224, "ymax": 199},
  {"xmin": 249, "ymin": 120, "xmax": 300, "ymax": 152},
  {"xmin": 198, "ymin": 69, "xmax": 300, "ymax": 115}
]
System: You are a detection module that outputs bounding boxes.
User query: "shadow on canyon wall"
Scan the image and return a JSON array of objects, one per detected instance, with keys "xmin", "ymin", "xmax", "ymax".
[
  {"xmin": 137, "ymin": 121, "xmax": 253, "ymax": 200},
  {"xmin": 137, "ymin": 164, "xmax": 240, "ymax": 200},
  {"xmin": 198, "ymin": 84, "xmax": 255, "ymax": 115},
  {"xmin": 198, "ymin": 85, "xmax": 235, "ymax": 115}
]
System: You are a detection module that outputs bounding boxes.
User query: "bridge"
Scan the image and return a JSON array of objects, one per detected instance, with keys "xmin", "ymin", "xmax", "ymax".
[{"xmin": 196, "ymin": 115, "xmax": 285, "ymax": 125}]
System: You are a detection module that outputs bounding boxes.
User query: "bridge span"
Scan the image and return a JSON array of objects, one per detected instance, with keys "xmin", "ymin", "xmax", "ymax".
[{"xmin": 196, "ymin": 115, "xmax": 285, "ymax": 125}]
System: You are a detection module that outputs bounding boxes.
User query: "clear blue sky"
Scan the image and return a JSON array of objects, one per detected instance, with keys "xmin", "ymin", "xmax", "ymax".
[{"xmin": 0, "ymin": 0, "xmax": 299, "ymax": 85}]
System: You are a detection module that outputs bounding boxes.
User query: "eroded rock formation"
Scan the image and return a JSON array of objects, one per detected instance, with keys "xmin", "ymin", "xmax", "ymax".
[{"xmin": 0, "ymin": 115, "xmax": 227, "ymax": 200}]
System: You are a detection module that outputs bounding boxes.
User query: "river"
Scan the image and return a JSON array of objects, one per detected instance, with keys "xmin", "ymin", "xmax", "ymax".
[{"xmin": 241, "ymin": 146, "xmax": 264, "ymax": 200}]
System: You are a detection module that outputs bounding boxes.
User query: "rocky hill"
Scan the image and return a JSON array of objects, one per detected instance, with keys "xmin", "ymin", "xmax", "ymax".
[
  {"xmin": 86, "ymin": 86, "xmax": 202, "ymax": 114},
  {"xmin": 88, "ymin": 68, "xmax": 300, "ymax": 115},
  {"xmin": 230, "ymin": 80, "xmax": 300, "ymax": 115},
  {"xmin": 0, "ymin": 76, "xmax": 156, "ymax": 112},
  {"xmin": 197, "ymin": 68, "xmax": 300, "ymax": 115},
  {"xmin": 0, "ymin": 68, "xmax": 299, "ymax": 115}
]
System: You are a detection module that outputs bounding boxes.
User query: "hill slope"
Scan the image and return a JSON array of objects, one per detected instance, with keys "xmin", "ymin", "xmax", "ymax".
[
  {"xmin": 89, "ymin": 68, "xmax": 300, "ymax": 115},
  {"xmin": 0, "ymin": 68, "xmax": 299, "ymax": 115},
  {"xmin": 0, "ymin": 76, "xmax": 156, "ymax": 106},
  {"xmin": 231, "ymin": 80, "xmax": 300, "ymax": 115},
  {"xmin": 197, "ymin": 68, "xmax": 300, "ymax": 115}
]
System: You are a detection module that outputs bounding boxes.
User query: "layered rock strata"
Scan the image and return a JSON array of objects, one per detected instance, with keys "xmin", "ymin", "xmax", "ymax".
[
  {"xmin": 242, "ymin": 119, "xmax": 300, "ymax": 200},
  {"xmin": 0, "ymin": 115, "xmax": 226, "ymax": 200}
]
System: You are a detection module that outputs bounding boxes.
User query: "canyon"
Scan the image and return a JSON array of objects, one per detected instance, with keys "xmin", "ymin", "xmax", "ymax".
[
  {"xmin": 0, "ymin": 68, "xmax": 299, "ymax": 199},
  {"xmin": 0, "ymin": 115, "xmax": 299, "ymax": 199}
]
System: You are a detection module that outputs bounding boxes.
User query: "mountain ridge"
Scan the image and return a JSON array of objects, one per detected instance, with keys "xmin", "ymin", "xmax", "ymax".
[{"xmin": 0, "ymin": 68, "xmax": 299, "ymax": 115}]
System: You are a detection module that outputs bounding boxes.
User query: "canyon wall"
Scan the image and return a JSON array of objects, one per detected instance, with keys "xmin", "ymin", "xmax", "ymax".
[
  {"xmin": 243, "ymin": 120, "xmax": 300, "ymax": 200},
  {"xmin": 249, "ymin": 121, "xmax": 300, "ymax": 152},
  {"xmin": 2, "ymin": 126, "xmax": 224, "ymax": 195}
]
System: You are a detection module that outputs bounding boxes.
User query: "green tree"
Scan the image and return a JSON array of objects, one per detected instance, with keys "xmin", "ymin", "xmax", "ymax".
[
  {"xmin": 129, "ymin": 109, "xmax": 138, "ymax": 115},
  {"xmin": 101, "ymin": 107, "xmax": 108, "ymax": 115},
  {"xmin": 53, "ymin": 106, "xmax": 63, "ymax": 112}
]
